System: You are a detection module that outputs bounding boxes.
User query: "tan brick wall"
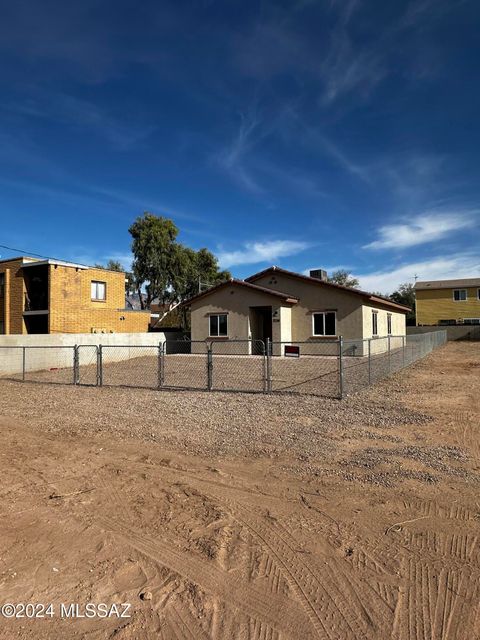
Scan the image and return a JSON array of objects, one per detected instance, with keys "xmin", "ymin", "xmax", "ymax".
[
  {"xmin": 0, "ymin": 259, "xmax": 27, "ymax": 334},
  {"xmin": 48, "ymin": 265, "xmax": 149, "ymax": 333},
  {"xmin": 0, "ymin": 258, "xmax": 150, "ymax": 334}
]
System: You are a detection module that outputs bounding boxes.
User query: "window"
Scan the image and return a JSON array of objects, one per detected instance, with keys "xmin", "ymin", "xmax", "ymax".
[
  {"xmin": 0, "ymin": 273, "xmax": 4, "ymax": 297},
  {"xmin": 464, "ymin": 318, "xmax": 480, "ymax": 325},
  {"xmin": 312, "ymin": 311, "xmax": 336, "ymax": 336},
  {"xmin": 91, "ymin": 280, "xmax": 106, "ymax": 301},
  {"xmin": 0, "ymin": 320, "xmax": 4, "ymax": 334},
  {"xmin": 478, "ymin": 289, "xmax": 480, "ymax": 300},
  {"xmin": 453, "ymin": 289, "xmax": 467, "ymax": 301},
  {"xmin": 387, "ymin": 314, "xmax": 392, "ymax": 335},
  {"xmin": 209, "ymin": 313, "xmax": 228, "ymax": 337},
  {"xmin": 372, "ymin": 310, "xmax": 378, "ymax": 336}
]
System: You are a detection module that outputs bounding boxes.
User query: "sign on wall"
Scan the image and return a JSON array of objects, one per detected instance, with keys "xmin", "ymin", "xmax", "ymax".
[{"xmin": 284, "ymin": 345, "xmax": 300, "ymax": 358}]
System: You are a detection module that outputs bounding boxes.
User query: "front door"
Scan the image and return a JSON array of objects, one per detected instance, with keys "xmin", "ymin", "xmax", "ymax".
[{"xmin": 249, "ymin": 306, "xmax": 272, "ymax": 353}]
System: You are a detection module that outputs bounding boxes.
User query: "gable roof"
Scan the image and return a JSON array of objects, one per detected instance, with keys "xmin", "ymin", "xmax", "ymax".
[
  {"xmin": 416, "ymin": 277, "xmax": 480, "ymax": 290},
  {"xmin": 182, "ymin": 278, "xmax": 299, "ymax": 306},
  {"xmin": 246, "ymin": 266, "xmax": 411, "ymax": 313}
]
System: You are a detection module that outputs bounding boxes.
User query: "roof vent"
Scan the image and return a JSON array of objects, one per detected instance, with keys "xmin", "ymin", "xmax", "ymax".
[{"xmin": 309, "ymin": 269, "xmax": 328, "ymax": 281}]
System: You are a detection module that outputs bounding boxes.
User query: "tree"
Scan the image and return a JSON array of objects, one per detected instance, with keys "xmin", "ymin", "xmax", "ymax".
[
  {"xmin": 105, "ymin": 259, "xmax": 123, "ymax": 271},
  {"xmin": 390, "ymin": 282, "xmax": 416, "ymax": 324},
  {"xmin": 94, "ymin": 259, "xmax": 124, "ymax": 271},
  {"xmin": 327, "ymin": 269, "xmax": 359, "ymax": 288},
  {"xmin": 129, "ymin": 213, "xmax": 179, "ymax": 309},
  {"xmin": 129, "ymin": 213, "xmax": 231, "ymax": 318}
]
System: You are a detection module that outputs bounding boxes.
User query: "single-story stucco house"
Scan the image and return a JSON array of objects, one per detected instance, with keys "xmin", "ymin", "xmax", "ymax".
[{"xmin": 185, "ymin": 266, "xmax": 410, "ymax": 355}]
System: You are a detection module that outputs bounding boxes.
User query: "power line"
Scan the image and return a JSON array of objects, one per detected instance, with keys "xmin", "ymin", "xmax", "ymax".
[{"xmin": 0, "ymin": 243, "xmax": 56, "ymax": 260}]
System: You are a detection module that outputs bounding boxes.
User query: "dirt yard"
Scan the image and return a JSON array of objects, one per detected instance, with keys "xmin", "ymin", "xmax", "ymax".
[{"xmin": 0, "ymin": 341, "xmax": 479, "ymax": 639}]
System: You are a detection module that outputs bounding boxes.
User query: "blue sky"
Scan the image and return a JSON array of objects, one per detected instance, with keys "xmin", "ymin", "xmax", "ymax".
[{"xmin": 0, "ymin": 0, "xmax": 479, "ymax": 293}]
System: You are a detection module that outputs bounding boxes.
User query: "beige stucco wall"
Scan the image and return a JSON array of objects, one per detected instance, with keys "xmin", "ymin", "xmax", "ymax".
[
  {"xmin": 190, "ymin": 283, "xmax": 294, "ymax": 353},
  {"xmin": 251, "ymin": 272, "xmax": 364, "ymax": 341},
  {"xmin": 190, "ymin": 274, "xmax": 407, "ymax": 356}
]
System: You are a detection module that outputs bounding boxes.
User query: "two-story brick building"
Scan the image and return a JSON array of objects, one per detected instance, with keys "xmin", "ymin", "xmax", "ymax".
[
  {"xmin": 415, "ymin": 277, "xmax": 480, "ymax": 326},
  {"xmin": 0, "ymin": 256, "xmax": 150, "ymax": 334}
]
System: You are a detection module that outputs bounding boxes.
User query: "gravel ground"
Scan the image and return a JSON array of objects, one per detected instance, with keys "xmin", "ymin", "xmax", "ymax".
[{"xmin": 0, "ymin": 368, "xmax": 430, "ymax": 462}]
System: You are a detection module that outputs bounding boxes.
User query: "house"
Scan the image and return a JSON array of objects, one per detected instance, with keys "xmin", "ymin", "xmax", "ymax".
[
  {"xmin": 185, "ymin": 266, "xmax": 409, "ymax": 353},
  {"xmin": 0, "ymin": 256, "xmax": 150, "ymax": 334},
  {"xmin": 415, "ymin": 277, "xmax": 480, "ymax": 326}
]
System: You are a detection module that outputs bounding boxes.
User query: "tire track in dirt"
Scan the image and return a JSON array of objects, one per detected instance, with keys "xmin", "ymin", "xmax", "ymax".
[
  {"xmin": 401, "ymin": 531, "xmax": 479, "ymax": 564},
  {"xmin": 402, "ymin": 499, "xmax": 478, "ymax": 522},
  {"xmin": 98, "ymin": 515, "xmax": 314, "ymax": 639},
  {"xmin": 166, "ymin": 600, "xmax": 211, "ymax": 640},
  {"xmin": 124, "ymin": 461, "xmax": 394, "ymax": 639},
  {"xmin": 222, "ymin": 500, "xmax": 391, "ymax": 640},
  {"xmin": 392, "ymin": 559, "xmax": 480, "ymax": 640}
]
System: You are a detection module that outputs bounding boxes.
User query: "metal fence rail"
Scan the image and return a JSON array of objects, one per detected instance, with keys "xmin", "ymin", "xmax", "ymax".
[{"xmin": 0, "ymin": 330, "xmax": 448, "ymax": 398}]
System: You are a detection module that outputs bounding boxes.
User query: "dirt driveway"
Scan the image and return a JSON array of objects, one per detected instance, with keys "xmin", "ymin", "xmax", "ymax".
[{"xmin": 0, "ymin": 341, "xmax": 479, "ymax": 639}]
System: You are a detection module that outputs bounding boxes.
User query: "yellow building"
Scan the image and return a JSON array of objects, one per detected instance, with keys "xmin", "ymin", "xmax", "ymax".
[
  {"xmin": 415, "ymin": 278, "xmax": 480, "ymax": 326},
  {"xmin": 0, "ymin": 256, "xmax": 150, "ymax": 334}
]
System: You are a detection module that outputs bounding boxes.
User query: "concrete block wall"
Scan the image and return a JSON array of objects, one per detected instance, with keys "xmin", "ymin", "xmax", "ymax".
[{"xmin": 0, "ymin": 333, "xmax": 167, "ymax": 375}]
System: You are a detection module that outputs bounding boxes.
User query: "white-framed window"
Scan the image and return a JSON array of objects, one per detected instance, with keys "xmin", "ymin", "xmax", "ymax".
[
  {"xmin": 312, "ymin": 311, "xmax": 336, "ymax": 336},
  {"xmin": 91, "ymin": 280, "xmax": 106, "ymax": 301},
  {"xmin": 387, "ymin": 313, "xmax": 392, "ymax": 335},
  {"xmin": 209, "ymin": 313, "xmax": 228, "ymax": 337},
  {"xmin": 464, "ymin": 318, "xmax": 480, "ymax": 325},
  {"xmin": 372, "ymin": 310, "xmax": 378, "ymax": 336},
  {"xmin": 477, "ymin": 289, "xmax": 480, "ymax": 300},
  {"xmin": 453, "ymin": 289, "xmax": 467, "ymax": 301}
]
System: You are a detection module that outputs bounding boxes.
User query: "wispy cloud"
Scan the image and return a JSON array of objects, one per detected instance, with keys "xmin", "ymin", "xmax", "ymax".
[
  {"xmin": 356, "ymin": 253, "xmax": 480, "ymax": 294},
  {"xmin": 320, "ymin": 30, "xmax": 386, "ymax": 106},
  {"xmin": 217, "ymin": 240, "xmax": 309, "ymax": 268},
  {"xmin": 364, "ymin": 211, "xmax": 477, "ymax": 250},
  {"xmin": 3, "ymin": 93, "xmax": 155, "ymax": 151},
  {"xmin": 214, "ymin": 108, "xmax": 264, "ymax": 193}
]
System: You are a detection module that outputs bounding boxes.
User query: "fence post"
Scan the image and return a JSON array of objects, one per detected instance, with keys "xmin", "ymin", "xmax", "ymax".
[
  {"xmin": 73, "ymin": 345, "xmax": 79, "ymax": 385},
  {"xmin": 261, "ymin": 340, "xmax": 267, "ymax": 393},
  {"xmin": 97, "ymin": 346, "xmax": 103, "ymax": 387},
  {"xmin": 157, "ymin": 343, "xmax": 164, "ymax": 389},
  {"xmin": 338, "ymin": 336, "xmax": 344, "ymax": 399},
  {"xmin": 266, "ymin": 338, "xmax": 272, "ymax": 393},
  {"xmin": 207, "ymin": 346, "xmax": 213, "ymax": 391},
  {"xmin": 22, "ymin": 346, "xmax": 26, "ymax": 382},
  {"xmin": 388, "ymin": 335, "xmax": 391, "ymax": 374},
  {"xmin": 368, "ymin": 339, "xmax": 371, "ymax": 385}
]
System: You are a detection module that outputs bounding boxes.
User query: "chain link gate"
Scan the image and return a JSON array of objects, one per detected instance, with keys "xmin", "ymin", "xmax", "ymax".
[{"xmin": 74, "ymin": 345, "xmax": 100, "ymax": 386}]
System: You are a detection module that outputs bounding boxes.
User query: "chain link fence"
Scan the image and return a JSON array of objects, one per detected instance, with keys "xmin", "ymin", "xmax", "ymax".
[{"xmin": 0, "ymin": 331, "xmax": 447, "ymax": 398}]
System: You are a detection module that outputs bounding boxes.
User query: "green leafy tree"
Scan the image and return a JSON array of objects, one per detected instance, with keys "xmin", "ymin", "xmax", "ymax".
[
  {"xmin": 390, "ymin": 282, "xmax": 416, "ymax": 324},
  {"xmin": 129, "ymin": 213, "xmax": 179, "ymax": 309},
  {"xmin": 327, "ymin": 269, "xmax": 359, "ymax": 288},
  {"xmin": 129, "ymin": 213, "xmax": 231, "ymax": 320},
  {"xmin": 93, "ymin": 259, "xmax": 124, "ymax": 271},
  {"xmin": 105, "ymin": 259, "xmax": 123, "ymax": 271}
]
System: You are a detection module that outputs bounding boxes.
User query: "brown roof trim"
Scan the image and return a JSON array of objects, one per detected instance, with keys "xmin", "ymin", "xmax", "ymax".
[
  {"xmin": 246, "ymin": 266, "xmax": 411, "ymax": 313},
  {"xmin": 182, "ymin": 278, "xmax": 299, "ymax": 307}
]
